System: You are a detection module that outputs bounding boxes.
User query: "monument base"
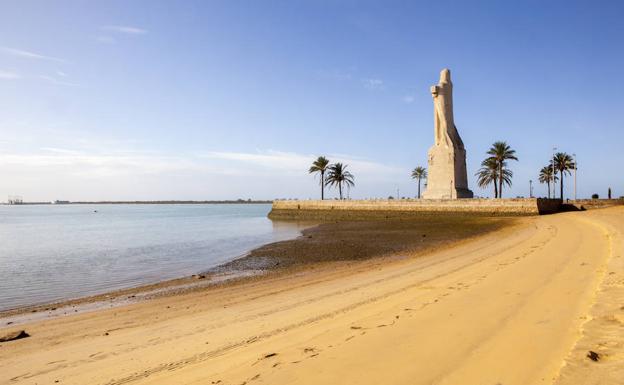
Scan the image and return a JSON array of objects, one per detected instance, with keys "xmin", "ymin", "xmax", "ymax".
[
  {"xmin": 422, "ymin": 144, "xmax": 473, "ymax": 199},
  {"xmin": 422, "ymin": 187, "xmax": 473, "ymax": 200}
]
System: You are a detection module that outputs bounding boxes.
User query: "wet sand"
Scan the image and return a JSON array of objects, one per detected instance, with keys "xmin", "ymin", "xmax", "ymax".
[
  {"xmin": 226, "ymin": 215, "xmax": 511, "ymax": 268},
  {"xmin": 1, "ymin": 208, "xmax": 623, "ymax": 384},
  {"xmin": 1, "ymin": 215, "xmax": 508, "ymax": 323}
]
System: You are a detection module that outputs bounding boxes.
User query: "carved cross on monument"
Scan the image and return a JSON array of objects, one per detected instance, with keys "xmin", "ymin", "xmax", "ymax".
[{"xmin": 422, "ymin": 69, "xmax": 474, "ymax": 199}]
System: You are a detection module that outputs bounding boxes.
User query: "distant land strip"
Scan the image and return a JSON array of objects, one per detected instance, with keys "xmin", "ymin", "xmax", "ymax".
[{"xmin": 3, "ymin": 199, "xmax": 273, "ymax": 205}]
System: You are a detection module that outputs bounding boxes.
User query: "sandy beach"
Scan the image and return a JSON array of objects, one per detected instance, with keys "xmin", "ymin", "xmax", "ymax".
[{"xmin": 1, "ymin": 207, "xmax": 623, "ymax": 384}]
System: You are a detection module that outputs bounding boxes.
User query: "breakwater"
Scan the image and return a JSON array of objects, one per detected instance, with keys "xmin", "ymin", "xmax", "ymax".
[{"xmin": 268, "ymin": 198, "xmax": 561, "ymax": 220}]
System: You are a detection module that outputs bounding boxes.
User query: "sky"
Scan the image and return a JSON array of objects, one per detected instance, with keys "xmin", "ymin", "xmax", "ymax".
[{"xmin": 1, "ymin": 0, "xmax": 623, "ymax": 201}]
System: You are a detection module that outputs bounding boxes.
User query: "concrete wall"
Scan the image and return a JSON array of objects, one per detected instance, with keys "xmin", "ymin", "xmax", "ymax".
[
  {"xmin": 269, "ymin": 198, "xmax": 561, "ymax": 220},
  {"xmin": 567, "ymin": 199, "xmax": 624, "ymax": 210}
]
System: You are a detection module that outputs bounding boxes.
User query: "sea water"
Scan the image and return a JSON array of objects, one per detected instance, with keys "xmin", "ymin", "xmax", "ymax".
[{"xmin": 0, "ymin": 204, "xmax": 305, "ymax": 311}]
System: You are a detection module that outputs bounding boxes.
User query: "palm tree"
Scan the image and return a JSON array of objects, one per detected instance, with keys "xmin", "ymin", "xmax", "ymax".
[
  {"xmin": 538, "ymin": 166, "xmax": 558, "ymax": 199},
  {"xmin": 486, "ymin": 141, "xmax": 518, "ymax": 198},
  {"xmin": 476, "ymin": 157, "xmax": 498, "ymax": 198},
  {"xmin": 309, "ymin": 156, "xmax": 330, "ymax": 200},
  {"xmin": 411, "ymin": 166, "xmax": 427, "ymax": 198},
  {"xmin": 475, "ymin": 157, "xmax": 512, "ymax": 198},
  {"xmin": 325, "ymin": 163, "xmax": 355, "ymax": 200},
  {"xmin": 552, "ymin": 152, "xmax": 575, "ymax": 199}
]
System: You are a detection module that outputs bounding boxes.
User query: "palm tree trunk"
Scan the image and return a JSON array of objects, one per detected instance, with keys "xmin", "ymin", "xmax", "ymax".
[
  {"xmin": 339, "ymin": 183, "xmax": 343, "ymax": 200},
  {"xmin": 321, "ymin": 171, "xmax": 324, "ymax": 200},
  {"xmin": 560, "ymin": 174, "xmax": 564, "ymax": 200},
  {"xmin": 494, "ymin": 181, "xmax": 498, "ymax": 198},
  {"xmin": 547, "ymin": 181, "xmax": 550, "ymax": 199},
  {"xmin": 553, "ymin": 172, "xmax": 557, "ymax": 199},
  {"xmin": 418, "ymin": 178, "xmax": 421, "ymax": 199},
  {"xmin": 498, "ymin": 162, "xmax": 503, "ymax": 198}
]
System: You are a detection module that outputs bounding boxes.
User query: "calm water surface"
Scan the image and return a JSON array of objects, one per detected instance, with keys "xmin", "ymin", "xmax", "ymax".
[{"xmin": 0, "ymin": 204, "xmax": 306, "ymax": 311}]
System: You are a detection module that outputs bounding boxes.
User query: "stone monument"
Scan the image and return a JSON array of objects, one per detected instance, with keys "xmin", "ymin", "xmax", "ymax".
[{"xmin": 422, "ymin": 69, "xmax": 473, "ymax": 199}]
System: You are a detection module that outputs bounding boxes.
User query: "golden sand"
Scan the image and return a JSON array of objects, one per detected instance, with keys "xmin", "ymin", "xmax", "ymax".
[{"xmin": 1, "ymin": 207, "xmax": 622, "ymax": 384}]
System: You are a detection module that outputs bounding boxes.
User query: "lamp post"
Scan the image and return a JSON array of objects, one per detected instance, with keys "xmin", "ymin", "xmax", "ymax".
[
  {"xmin": 552, "ymin": 147, "xmax": 557, "ymax": 199},
  {"xmin": 573, "ymin": 153, "xmax": 577, "ymax": 201}
]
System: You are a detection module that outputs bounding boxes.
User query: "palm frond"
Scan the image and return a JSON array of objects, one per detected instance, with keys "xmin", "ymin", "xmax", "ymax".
[
  {"xmin": 553, "ymin": 152, "xmax": 575, "ymax": 176},
  {"xmin": 411, "ymin": 166, "xmax": 427, "ymax": 180},
  {"xmin": 308, "ymin": 156, "xmax": 330, "ymax": 174},
  {"xmin": 486, "ymin": 141, "xmax": 519, "ymax": 162},
  {"xmin": 325, "ymin": 163, "xmax": 355, "ymax": 199}
]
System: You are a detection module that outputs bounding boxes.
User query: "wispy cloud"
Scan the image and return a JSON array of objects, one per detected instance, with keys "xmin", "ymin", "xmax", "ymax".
[
  {"xmin": 56, "ymin": 70, "xmax": 68, "ymax": 77},
  {"xmin": 201, "ymin": 150, "xmax": 404, "ymax": 176},
  {"xmin": 0, "ymin": 47, "xmax": 65, "ymax": 62},
  {"xmin": 1, "ymin": 149, "xmax": 201, "ymax": 178},
  {"xmin": 102, "ymin": 25, "xmax": 148, "ymax": 35},
  {"xmin": 362, "ymin": 78, "xmax": 384, "ymax": 90},
  {"xmin": 0, "ymin": 143, "xmax": 407, "ymax": 200},
  {"xmin": 201, "ymin": 150, "xmax": 310, "ymax": 172},
  {"xmin": 403, "ymin": 95, "xmax": 415, "ymax": 104},
  {"xmin": 0, "ymin": 70, "xmax": 20, "ymax": 80},
  {"xmin": 40, "ymin": 147, "xmax": 83, "ymax": 155},
  {"xmin": 39, "ymin": 75, "xmax": 80, "ymax": 87}
]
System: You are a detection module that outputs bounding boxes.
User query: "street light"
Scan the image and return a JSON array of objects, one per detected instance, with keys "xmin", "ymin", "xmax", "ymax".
[{"xmin": 552, "ymin": 147, "xmax": 557, "ymax": 199}]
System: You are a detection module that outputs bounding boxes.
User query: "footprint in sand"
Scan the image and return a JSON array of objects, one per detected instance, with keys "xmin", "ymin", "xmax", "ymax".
[
  {"xmin": 252, "ymin": 352, "xmax": 278, "ymax": 366},
  {"xmin": 377, "ymin": 319, "xmax": 397, "ymax": 328},
  {"xmin": 47, "ymin": 360, "xmax": 66, "ymax": 365}
]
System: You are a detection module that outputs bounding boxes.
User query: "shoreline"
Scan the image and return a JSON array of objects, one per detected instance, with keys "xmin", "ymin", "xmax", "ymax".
[
  {"xmin": 1, "ymin": 201, "xmax": 274, "ymax": 205},
  {"xmin": 0, "ymin": 215, "xmax": 514, "ymax": 327},
  {"xmin": 0, "ymin": 269, "xmax": 267, "ymax": 327},
  {"xmin": 1, "ymin": 208, "xmax": 622, "ymax": 384}
]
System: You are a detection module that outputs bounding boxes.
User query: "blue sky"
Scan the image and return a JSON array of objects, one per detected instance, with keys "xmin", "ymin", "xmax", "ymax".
[{"xmin": 1, "ymin": 0, "xmax": 623, "ymax": 201}]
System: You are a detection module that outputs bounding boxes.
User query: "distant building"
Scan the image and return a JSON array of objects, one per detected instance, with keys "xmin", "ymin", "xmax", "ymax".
[
  {"xmin": 53, "ymin": 200, "xmax": 70, "ymax": 204},
  {"xmin": 8, "ymin": 195, "xmax": 23, "ymax": 205}
]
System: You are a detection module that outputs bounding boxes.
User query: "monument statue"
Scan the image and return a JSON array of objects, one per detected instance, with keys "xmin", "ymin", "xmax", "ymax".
[{"xmin": 422, "ymin": 69, "xmax": 474, "ymax": 199}]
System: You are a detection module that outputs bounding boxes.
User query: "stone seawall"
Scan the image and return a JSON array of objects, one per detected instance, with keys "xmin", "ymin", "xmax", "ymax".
[
  {"xmin": 268, "ymin": 199, "xmax": 561, "ymax": 220},
  {"xmin": 567, "ymin": 199, "xmax": 624, "ymax": 211}
]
